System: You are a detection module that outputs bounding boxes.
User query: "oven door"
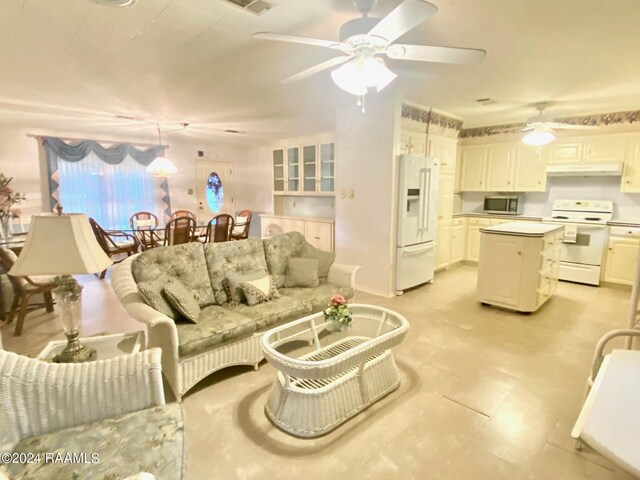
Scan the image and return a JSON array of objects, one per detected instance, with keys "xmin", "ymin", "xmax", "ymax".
[{"xmin": 560, "ymin": 224, "xmax": 607, "ymax": 266}]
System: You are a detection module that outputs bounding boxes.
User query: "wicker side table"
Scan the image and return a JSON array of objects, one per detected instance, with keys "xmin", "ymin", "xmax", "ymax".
[{"xmin": 261, "ymin": 304, "xmax": 409, "ymax": 438}]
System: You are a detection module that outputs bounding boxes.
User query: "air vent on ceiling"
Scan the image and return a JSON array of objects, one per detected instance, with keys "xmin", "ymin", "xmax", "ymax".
[
  {"xmin": 224, "ymin": 129, "xmax": 246, "ymax": 134},
  {"xmin": 476, "ymin": 98, "xmax": 496, "ymax": 105},
  {"xmin": 224, "ymin": 0, "xmax": 271, "ymax": 15}
]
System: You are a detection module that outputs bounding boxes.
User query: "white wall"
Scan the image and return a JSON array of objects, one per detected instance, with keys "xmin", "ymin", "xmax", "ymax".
[
  {"xmin": 461, "ymin": 176, "xmax": 640, "ymax": 220},
  {"xmin": 0, "ymin": 126, "xmax": 260, "ymax": 222},
  {"xmin": 335, "ymin": 92, "xmax": 402, "ymax": 297}
]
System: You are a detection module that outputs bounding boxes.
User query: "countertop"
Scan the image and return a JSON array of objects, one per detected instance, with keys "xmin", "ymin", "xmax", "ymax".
[
  {"xmin": 453, "ymin": 213, "xmax": 640, "ymax": 228},
  {"xmin": 480, "ymin": 222, "xmax": 564, "ymax": 237},
  {"xmin": 259, "ymin": 213, "xmax": 335, "ymax": 223}
]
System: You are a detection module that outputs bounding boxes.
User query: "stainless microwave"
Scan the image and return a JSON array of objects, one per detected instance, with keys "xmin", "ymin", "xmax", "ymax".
[{"xmin": 483, "ymin": 195, "xmax": 523, "ymax": 215}]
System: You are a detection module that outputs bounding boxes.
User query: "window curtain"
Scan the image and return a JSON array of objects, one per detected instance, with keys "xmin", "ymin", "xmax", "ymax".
[{"xmin": 43, "ymin": 137, "xmax": 172, "ymax": 228}]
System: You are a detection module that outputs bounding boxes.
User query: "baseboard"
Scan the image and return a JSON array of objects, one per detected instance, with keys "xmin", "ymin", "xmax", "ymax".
[{"xmin": 354, "ymin": 286, "xmax": 396, "ymax": 298}]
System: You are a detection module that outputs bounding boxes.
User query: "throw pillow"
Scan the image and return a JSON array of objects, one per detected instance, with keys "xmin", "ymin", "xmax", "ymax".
[
  {"xmin": 299, "ymin": 242, "xmax": 335, "ymax": 279},
  {"xmin": 138, "ymin": 275, "xmax": 178, "ymax": 320},
  {"xmin": 163, "ymin": 279, "xmax": 201, "ymax": 324},
  {"xmin": 240, "ymin": 275, "xmax": 279, "ymax": 306},
  {"xmin": 284, "ymin": 257, "xmax": 320, "ymax": 288},
  {"xmin": 225, "ymin": 269, "xmax": 268, "ymax": 304}
]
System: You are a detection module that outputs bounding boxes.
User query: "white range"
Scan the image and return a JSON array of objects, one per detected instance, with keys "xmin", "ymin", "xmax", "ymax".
[{"xmin": 543, "ymin": 199, "xmax": 613, "ymax": 286}]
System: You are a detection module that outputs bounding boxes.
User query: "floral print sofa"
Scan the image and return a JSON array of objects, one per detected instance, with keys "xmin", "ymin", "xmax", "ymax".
[{"xmin": 111, "ymin": 232, "xmax": 359, "ymax": 400}]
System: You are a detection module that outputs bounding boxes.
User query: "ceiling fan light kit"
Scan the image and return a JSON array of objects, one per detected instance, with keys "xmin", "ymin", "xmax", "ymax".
[
  {"xmin": 517, "ymin": 103, "xmax": 596, "ymax": 146},
  {"xmin": 254, "ymin": 0, "xmax": 486, "ymax": 111},
  {"xmin": 522, "ymin": 126, "xmax": 556, "ymax": 146}
]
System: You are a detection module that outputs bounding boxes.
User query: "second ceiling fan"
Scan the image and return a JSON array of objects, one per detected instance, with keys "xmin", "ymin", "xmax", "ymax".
[{"xmin": 254, "ymin": 0, "xmax": 486, "ymax": 108}]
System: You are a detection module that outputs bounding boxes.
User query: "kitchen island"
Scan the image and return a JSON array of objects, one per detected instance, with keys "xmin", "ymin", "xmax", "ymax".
[{"xmin": 477, "ymin": 222, "xmax": 564, "ymax": 313}]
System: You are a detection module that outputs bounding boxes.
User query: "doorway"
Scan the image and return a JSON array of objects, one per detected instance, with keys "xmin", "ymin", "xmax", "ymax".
[{"xmin": 194, "ymin": 161, "xmax": 235, "ymax": 223}]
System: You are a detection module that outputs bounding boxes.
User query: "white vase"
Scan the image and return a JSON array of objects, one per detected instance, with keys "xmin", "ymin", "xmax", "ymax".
[
  {"xmin": 0, "ymin": 217, "xmax": 11, "ymax": 240},
  {"xmin": 327, "ymin": 319, "xmax": 347, "ymax": 333}
]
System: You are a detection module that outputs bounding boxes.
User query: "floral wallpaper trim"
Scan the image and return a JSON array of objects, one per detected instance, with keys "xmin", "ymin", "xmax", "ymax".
[
  {"xmin": 460, "ymin": 110, "xmax": 640, "ymax": 138},
  {"xmin": 401, "ymin": 105, "xmax": 464, "ymax": 131}
]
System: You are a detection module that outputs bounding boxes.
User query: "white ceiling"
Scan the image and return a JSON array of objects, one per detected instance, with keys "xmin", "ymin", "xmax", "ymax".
[{"xmin": 2, "ymin": 0, "xmax": 640, "ymax": 145}]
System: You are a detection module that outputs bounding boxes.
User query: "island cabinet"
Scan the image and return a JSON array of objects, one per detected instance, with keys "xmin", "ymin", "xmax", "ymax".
[{"xmin": 477, "ymin": 222, "xmax": 563, "ymax": 313}]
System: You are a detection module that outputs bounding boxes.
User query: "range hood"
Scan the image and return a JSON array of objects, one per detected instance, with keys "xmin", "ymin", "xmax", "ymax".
[{"xmin": 546, "ymin": 163, "xmax": 623, "ymax": 177}]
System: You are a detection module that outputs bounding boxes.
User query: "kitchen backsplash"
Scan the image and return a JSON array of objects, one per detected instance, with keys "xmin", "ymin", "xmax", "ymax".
[{"xmin": 461, "ymin": 176, "xmax": 640, "ymax": 219}]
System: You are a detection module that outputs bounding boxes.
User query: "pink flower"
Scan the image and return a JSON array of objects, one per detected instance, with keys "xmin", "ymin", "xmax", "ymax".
[
  {"xmin": 0, "ymin": 187, "xmax": 12, "ymax": 195},
  {"xmin": 330, "ymin": 294, "xmax": 347, "ymax": 306}
]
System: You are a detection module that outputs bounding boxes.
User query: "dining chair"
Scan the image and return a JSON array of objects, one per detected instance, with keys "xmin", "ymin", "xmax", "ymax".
[
  {"xmin": 0, "ymin": 247, "xmax": 56, "ymax": 336},
  {"xmin": 89, "ymin": 218, "xmax": 140, "ymax": 279},
  {"xmin": 206, "ymin": 214, "xmax": 234, "ymax": 243},
  {"xmin": 164, "ymin": 217, "xmax": 196, "ymax": 246},
  {"xmin": 170, "ymin": 210, "xmax": 196, "ymax": 220},
  {"xmin": 230, "ymin": 209, "xmax": 252, "ymax": 241},
  {"xmin": 129, "ymin": 212, "xmax": 161, "ymax": 250}
]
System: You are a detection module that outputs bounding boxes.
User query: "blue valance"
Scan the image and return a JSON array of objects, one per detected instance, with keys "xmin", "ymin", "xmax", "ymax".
[{"xmin": 43, "ymin": 136, "xmax": 164, "ymax": 166}]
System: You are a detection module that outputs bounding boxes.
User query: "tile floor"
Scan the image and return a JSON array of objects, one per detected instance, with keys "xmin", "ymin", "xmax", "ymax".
[{"xmin": 1, "ymin": 265, "xmax": 637, "ymax": 480}]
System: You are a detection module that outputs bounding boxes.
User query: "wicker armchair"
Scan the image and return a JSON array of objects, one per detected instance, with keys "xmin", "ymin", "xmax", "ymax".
[
  {"xmin": 89, "ymin": 218, "xmax": 140, "ymax": 278},
  {"xmin": 230, "ymin": 209, "xmax": 252, "ymax": 240},
  {"xmin": 0, "ymin": 247, "xmax": 55, "ymax": 336},
  {"xmin": 0, "ymin": 348, "xmax": 185, "ymax": 480}
]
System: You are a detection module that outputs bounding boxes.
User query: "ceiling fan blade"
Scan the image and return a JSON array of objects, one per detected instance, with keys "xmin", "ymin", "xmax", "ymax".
[
  {"xmin": 253, "ymin": 32, "xmax": 350, "ymax": 51},
  {"xmin": 281, "ymin": 56, "xmax": 352, "ymax": 84},
  {"xmin": 386, "ymin": 44, "xmax": 486, "ymax": 64},
  {"xmin": 544, "ymin": 122, "xmax": 599, "ymax": 130},
  {"xmin": 367, "ymin": 0, "xmax": 438, "ymax": 44}
]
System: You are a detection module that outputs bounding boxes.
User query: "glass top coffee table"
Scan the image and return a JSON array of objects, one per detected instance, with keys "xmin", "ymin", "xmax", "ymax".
[{"xmin": 261, "ymin": 304, "xmax": 409, "ymax": 438}]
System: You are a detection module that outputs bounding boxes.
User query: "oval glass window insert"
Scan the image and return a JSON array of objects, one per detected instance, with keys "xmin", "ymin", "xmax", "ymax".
[{"xmin": 206, "ymin": 172, "xmax": 224, "ymax": 213}]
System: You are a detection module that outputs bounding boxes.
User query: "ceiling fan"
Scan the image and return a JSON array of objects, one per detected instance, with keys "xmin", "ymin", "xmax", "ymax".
[
  {"xmin": 510, "ymin": 103, "xmax": 597, "ymax": 146},
  {"xmin": 253, "ymin": 0, "xmax": 486, "ymax": 109}
]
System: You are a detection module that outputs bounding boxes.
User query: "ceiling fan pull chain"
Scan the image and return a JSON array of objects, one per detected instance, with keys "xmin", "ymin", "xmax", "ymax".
[
  {"xmin": 361, "ymin": 95, "xmax": 366, "ymax": 114},
  {"xmin": 356, "ymin": 95, "xmax": 362, "ymax": 107}
]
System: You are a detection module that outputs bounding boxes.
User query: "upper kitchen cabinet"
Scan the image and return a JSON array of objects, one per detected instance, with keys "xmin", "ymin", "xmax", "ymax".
[
  {"xmin": 428, "ymin": 136, "xmax": 457, "ymax": 175},
  {"xmin": 400, "ymin": 129, "xmax": 427, "ymax": 156},
  {"xmin": 459, "ymin": 146, "xmax": 487, "ymax": 191},
  {"xmin": 485, "ymin": 145, "xmax": 515, "ymax": 191},
  {"xmin": 622, "ymin": 137, "xmax": 640, "ymax": 192},
  {"xmin": 513, "ymin": 146, "xmax": 547, "ymax": 192},
  {"xmin": 547, "ymin": 135, "xmax": 627, "ymax": 166},
  {"xmin": 272, "ymin": 138, "xmax": 336, "ymax": 196}
]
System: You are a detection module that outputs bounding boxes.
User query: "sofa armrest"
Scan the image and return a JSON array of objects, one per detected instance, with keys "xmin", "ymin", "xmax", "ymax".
[{"xmin": 327, "ymin": 263, "xmax": 361, "ymax": 288}]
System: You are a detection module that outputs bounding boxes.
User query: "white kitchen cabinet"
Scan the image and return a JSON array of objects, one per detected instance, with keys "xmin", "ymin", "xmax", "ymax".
[
  {"xmin": 261, "ymin": 216, "xmax": 283, "ymax": 237},
  {"xmin": 400, "ymin": 129, "xmax": 427, "ymax": 156},
  {"xmin": 622, "ymin": 138, "xmax": 640, "ymax": 193},
  {"xmin": 318, "ymin": 142, "xmax": 336, "ymax": 194},
  {"xmin": 485, "ymin": 145, "xmax": 515, "ymax": 191},
  {"xmin": 450, "ymin": 219, "xmax": 466, "ymax": 264},
  {"xmin": 460, "ymin": 147, "xmax": 487, "ymax": 191},
  {"xmin": 282, "ymin": 218, "xmax": 305, "ymax": 235},
  {"xmin": 604, "ymin": 228, "xmax": 640, "ymax": 285},
  {"xmin": 272, "ymin": 138, "xmax": 335, "ymax": 196},
  {"xmin": 547, "ymin": 142, "xmax": 583, "ymax": 165},
  {"xmin": 273, "ymin": 149, "xmax": 285, "ymax": 193},
  {"xmin": 286, "ymin": 147, "xmax": 300, "ymax": 193},
  {"xmin": 428, "ymin": 136, "xmax": 457, "ymax": 175},
  {"xmin": 304, "ymin": 221, "xmax": 334, "ymax": 252},
  {"xmin": 438, "ymin": 174, "xmax": 455, "ymax": 221},
  {"xmin": 514, "ymin": 146, "xmax": 547, "ymax": 192},
  {"xmin": 477, "ymin": 223, "xmax": 563, "ymax": 312},
  {"xmin": 301, "ymin": 144, "xmax": 317, "ymax": 193},
  {"xmin": 435, "ymin": 220, "xmax": 452, "ymax": 270},
  {"xmin": 465, "ymin": 218, "xmax": 491, "ymax": 262},
  {"xmin": 585, "ymin": 137, "xmax": 627, "ymax": 164}
]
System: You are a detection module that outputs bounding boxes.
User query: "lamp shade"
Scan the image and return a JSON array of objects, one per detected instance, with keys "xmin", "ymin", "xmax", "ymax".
[
  {"xmin": 9, "ymin": 213, "xmax": 112, "ymax": 276},
  {"xmin": 522, "ymin": 127, "xmax": 556, "ymax": 146},
  {"xmin": 146, "ymin": 156, "xmax": 177, "ymax": 177}
]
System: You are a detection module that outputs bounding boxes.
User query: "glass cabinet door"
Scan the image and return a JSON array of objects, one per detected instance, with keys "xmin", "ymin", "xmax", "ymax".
[
  {"xmin": 286, "ymin": 147, "xmax": 300, "ymax": 192},
  {"xmin": 273, "ymin": 149, "xmax": 284, "ymax": 192},
  {"xmin": 302, "ymin": 144, "xmax": 317, "ymax": 192},
  {"xmin": 319, "ymin": 142, "xmax": 335, "ymax": 193}
]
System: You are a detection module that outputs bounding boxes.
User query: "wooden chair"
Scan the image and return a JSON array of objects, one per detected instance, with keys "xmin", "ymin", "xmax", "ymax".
[
  {"xmin": 170, "ymin": 210, "xmax": 195, "ymax": 220},
  {"xmin": 164, "ymin": 217, "xmax": 196, "ymax": 246},
  {"xmin": 129, "ymin": 211, "xmax": 161, "ymax": 250},
  {"xmin": 0, "ymin": 247, "xmax": 56, "ymax": 336},
  {"xmin": 89, "ymin": 218, "xmax": 139, "ymax": 279},
  {"xmin": 230, "ymin": 210, "xmax": 252, "ymax": 241},
  {"xmin": 206, "ymin": 214, "xmax": 234, "ymax": 243}
]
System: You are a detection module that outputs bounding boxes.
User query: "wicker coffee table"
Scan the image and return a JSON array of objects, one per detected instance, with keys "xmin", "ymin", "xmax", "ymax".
[{"xmin": 260, "ymin": 304, "xmax": 409, "ymax": 438}]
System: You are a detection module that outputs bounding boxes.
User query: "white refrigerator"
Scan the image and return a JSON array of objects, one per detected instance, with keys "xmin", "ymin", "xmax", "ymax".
[{"xmin": 395, "ymin": 155, "xmax": 439, "ymax": 293}]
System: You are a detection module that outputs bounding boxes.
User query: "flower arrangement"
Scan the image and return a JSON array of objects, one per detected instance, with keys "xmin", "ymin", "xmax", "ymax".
[
  {"xmin": 0, "ymin": 173, "xmax": 25, "ymax": 221},
  {"xmin": 324, "ymin": 294, "xmax": 352, "ymax": 327}
]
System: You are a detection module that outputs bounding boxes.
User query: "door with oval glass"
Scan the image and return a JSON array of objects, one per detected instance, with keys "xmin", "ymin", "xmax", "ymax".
[{"xmin": 195, "ymin": 161, "xmax": 235, "ymax": 223}]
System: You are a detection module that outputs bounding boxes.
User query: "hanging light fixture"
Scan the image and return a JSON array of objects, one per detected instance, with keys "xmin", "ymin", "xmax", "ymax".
[
  {"xmin": 522, "ymin": 125, "xmax": 556, "ymax": 146},
  {"xmin": 331, "ymin": 53, "xmax": 397, "ymax": 112},
  {"xmin": 146, "ymin": 124, "xmax": 178, "ymax": 177}
]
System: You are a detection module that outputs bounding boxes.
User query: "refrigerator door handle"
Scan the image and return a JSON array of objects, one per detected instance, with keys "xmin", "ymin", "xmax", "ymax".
[
  {"xmin": 423, "ymin": 167, "xmax": 432, "ymax": 233},
  {"xmin": 402, "ymin": 243, "xmax": 435, "ymax": 254},
  {"xmin": 417, "ymin": 168, "xmax": 426, "ymax": 231}
]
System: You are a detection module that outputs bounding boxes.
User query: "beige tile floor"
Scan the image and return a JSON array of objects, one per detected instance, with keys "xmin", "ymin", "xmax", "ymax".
[{"xmin": 1, "ymin": 265, "xmax": 637, "ymax": 480}]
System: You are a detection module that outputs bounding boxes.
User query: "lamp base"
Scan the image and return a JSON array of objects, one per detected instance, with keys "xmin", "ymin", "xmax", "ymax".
[{"xmin": 52, "ymin": 330, "xmax": 97, "ymax": 363}]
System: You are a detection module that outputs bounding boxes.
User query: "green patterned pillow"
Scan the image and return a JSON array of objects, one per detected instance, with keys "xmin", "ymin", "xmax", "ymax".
[
  {"xmin": 240, "ymin": 275, "xmax": 279, "ymax": 306},
  {"xmin": 137, "ymin": 275, "xmax": 178, "ymax": 320},
  {"xmin": 298, "ymin": 242, "xmax": 335, "ymax": 279},
  {"xmin": 163, "ymin": 279, "xmax": 201, "ymax": 323},
  {"xmin": 284, "ymin": 257, "xmax": 320, "ymax": 288},
  {"xmin": 224, "ymin": 269, "xmax": 268, "ymax": 304}
]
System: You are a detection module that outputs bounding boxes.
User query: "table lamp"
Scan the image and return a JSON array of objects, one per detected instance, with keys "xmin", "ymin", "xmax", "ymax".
[{"xmin": 9, "ymin": 210, "xmax": 112, "ymax": 363}]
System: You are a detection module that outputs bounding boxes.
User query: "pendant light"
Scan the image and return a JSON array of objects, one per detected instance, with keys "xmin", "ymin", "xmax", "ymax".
[{"xmin": 146, "ymin": 124, "xmax": 178, "ymax": 177}]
